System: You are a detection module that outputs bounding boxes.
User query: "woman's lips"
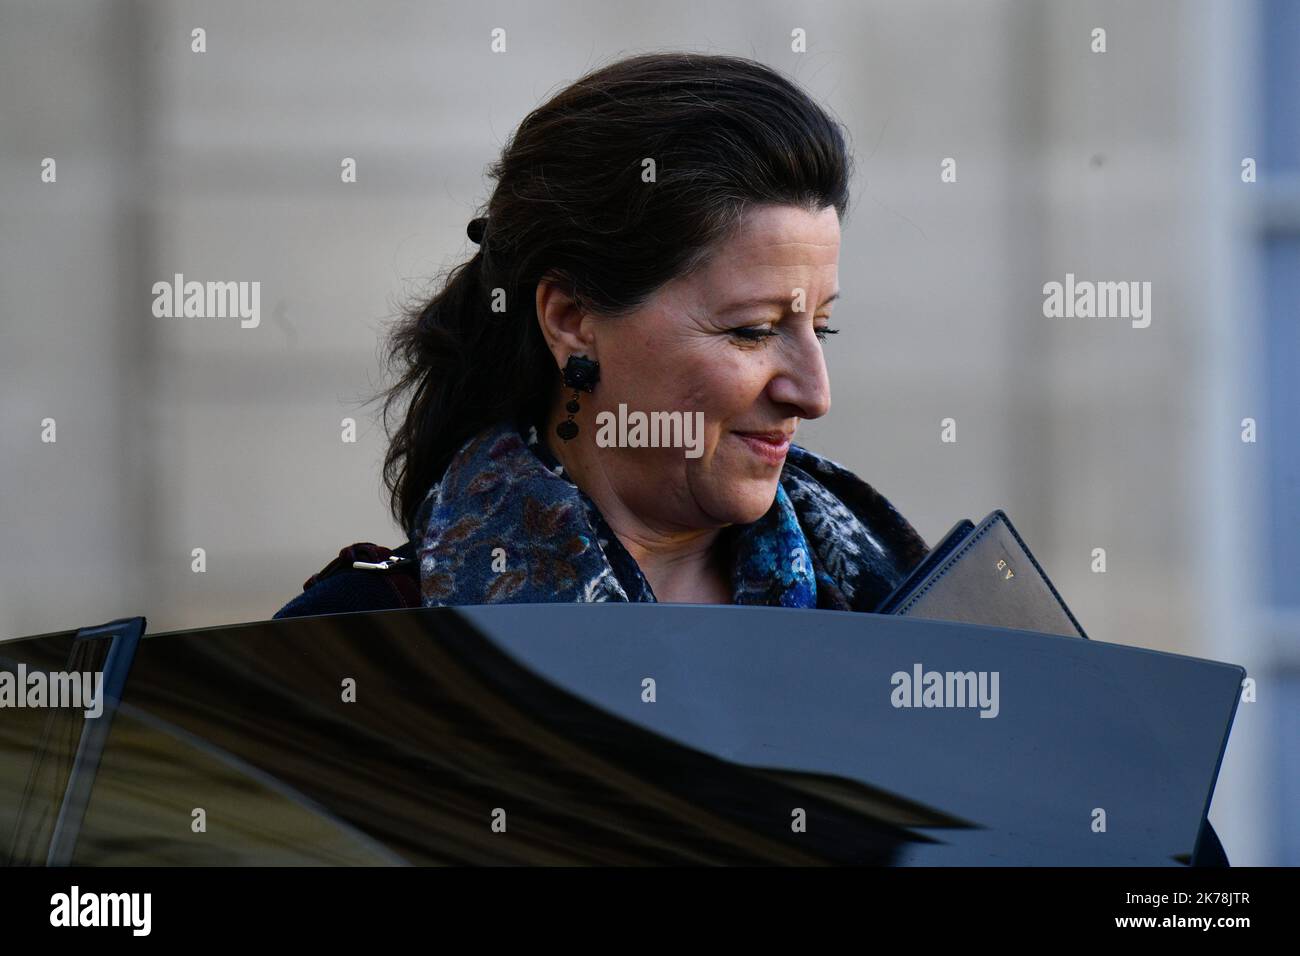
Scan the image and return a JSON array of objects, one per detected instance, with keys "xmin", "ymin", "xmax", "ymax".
[{"xmin": 733, "ymin": 430, "xmax": 791, "ymax": 466}]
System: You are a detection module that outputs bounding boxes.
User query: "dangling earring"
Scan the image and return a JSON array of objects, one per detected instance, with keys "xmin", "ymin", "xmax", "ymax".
[{"xmin": 556, "ymin": 354, "xmax": 600, "ymax": 442}]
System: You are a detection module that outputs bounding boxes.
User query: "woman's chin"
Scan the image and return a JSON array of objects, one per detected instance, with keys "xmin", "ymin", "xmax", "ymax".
[{"xmin": 705, "ymin": 479, "xmax": 781, "ymax": 525}]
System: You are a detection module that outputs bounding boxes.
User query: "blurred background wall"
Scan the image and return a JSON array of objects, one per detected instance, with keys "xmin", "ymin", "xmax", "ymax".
[{"xmin": 1, "ymin": 0, "xmax": 1294, "ymax": 863}]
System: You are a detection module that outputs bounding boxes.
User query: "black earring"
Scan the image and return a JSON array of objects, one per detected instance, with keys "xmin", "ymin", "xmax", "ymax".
[{"xmin": 556, "ymin": 354, "xmax": 600, "ymax": 442}]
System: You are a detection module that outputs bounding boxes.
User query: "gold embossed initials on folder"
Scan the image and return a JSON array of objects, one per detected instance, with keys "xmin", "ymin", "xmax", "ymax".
[{"xmin": 875, "ymin": 510, "xmax": 1089, "ymax": 640}]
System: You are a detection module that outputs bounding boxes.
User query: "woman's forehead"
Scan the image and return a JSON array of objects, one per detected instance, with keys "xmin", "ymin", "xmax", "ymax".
[
  {"xmin": 711, "ymin": 206, "xmax": 839, "ymax": 271},
  {"xmin": 697, "ymin": 209, "xmax": 840, "ymax": 301}
]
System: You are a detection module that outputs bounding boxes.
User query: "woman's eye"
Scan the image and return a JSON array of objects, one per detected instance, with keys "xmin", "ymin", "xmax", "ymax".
[
  {"xmin": 728, "ymin": 324, "xmax": 839, "ymax": 345},
  {"xmin": 729, "ymin": 327, "xmax": 780, "ymax": 343}
]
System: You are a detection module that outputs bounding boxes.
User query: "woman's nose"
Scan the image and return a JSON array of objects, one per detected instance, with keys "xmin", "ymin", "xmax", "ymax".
[{"xmin": 767, "ymin": 334, "xmax": 832, "ymax": 420}]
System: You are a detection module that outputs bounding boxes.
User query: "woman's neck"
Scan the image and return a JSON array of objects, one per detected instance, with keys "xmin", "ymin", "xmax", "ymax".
[
  {"xmin": 608, "ymin": 522, "xmax": 733, "ymax": 605},
  {"xmin": 541, "ymin": 411, "xmax": 733, "ymax": 604}
]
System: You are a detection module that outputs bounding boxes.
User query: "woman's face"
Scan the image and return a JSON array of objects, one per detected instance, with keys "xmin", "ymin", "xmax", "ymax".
[{"xmin": 566, "ymin": 203, "xmax": 839, "ymax": 532}]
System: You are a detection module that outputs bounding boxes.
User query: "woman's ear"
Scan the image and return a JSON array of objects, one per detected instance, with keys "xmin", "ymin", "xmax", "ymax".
[{"xmin": 535, "ymin": 272, "xmax": 596, "ymax": 365}]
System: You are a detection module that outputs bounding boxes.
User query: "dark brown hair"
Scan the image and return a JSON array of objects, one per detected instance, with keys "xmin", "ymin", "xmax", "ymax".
[{"xmin": 380, "ymin": 52, "xmax": 853, "ymax": 536}]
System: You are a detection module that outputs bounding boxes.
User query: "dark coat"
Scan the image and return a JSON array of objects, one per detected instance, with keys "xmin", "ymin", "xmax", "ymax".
[{"xmin": 273, "ymin": 541, "xmax": 419, "ymax": 619}]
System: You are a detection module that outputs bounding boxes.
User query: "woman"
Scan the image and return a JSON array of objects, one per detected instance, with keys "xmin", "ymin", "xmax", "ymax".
[
  {"xmin": 275, "ymin": 51, "xmax": 931, "ymax": 618},
  {"xmin": 270, "ymin": 52, "xmax": 1232, "ymax": 868}
]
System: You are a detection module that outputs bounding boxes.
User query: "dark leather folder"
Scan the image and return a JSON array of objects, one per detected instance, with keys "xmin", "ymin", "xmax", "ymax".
[{"xmin": 877, "ymin": 510, "xmax": 1089, "ymax": 639}]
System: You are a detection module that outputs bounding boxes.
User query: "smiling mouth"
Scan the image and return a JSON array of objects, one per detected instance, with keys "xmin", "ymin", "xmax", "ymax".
[{"xmin": 733, "ymin": 430, "xmax": 792, "ymax": 465}]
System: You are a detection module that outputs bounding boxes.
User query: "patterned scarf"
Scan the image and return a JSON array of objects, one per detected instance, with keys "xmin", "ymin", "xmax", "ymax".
[{"xmin": 412, "ymin": 420, "xmax": 929, "ymax": 611}]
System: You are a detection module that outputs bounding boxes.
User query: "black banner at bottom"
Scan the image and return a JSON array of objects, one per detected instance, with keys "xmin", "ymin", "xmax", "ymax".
[{"xmin": 0, "ymin": 865, "xmax": 1284, "ymax": 941}]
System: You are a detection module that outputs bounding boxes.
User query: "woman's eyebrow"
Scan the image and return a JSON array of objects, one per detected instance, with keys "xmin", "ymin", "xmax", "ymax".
[{"xmin": 720, "ymin": 290, "xmax": 841, "ymax": 314}]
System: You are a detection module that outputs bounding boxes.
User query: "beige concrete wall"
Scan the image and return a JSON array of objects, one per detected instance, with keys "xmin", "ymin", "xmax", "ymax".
[{"xmin": 0, "ymin": 0, "xmax": 1277, "ymax": 859}]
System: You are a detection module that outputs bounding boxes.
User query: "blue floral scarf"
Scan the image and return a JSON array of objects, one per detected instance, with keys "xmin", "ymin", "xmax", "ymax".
[{"xmin": 412, "ymin": 420, "xmax": 929, "ymax": 611}]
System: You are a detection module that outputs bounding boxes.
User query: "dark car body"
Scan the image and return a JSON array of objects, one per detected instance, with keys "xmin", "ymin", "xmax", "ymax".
[{"xmin": 2, "ymin": 605, "xmax": 1240, "ymax": 865}]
